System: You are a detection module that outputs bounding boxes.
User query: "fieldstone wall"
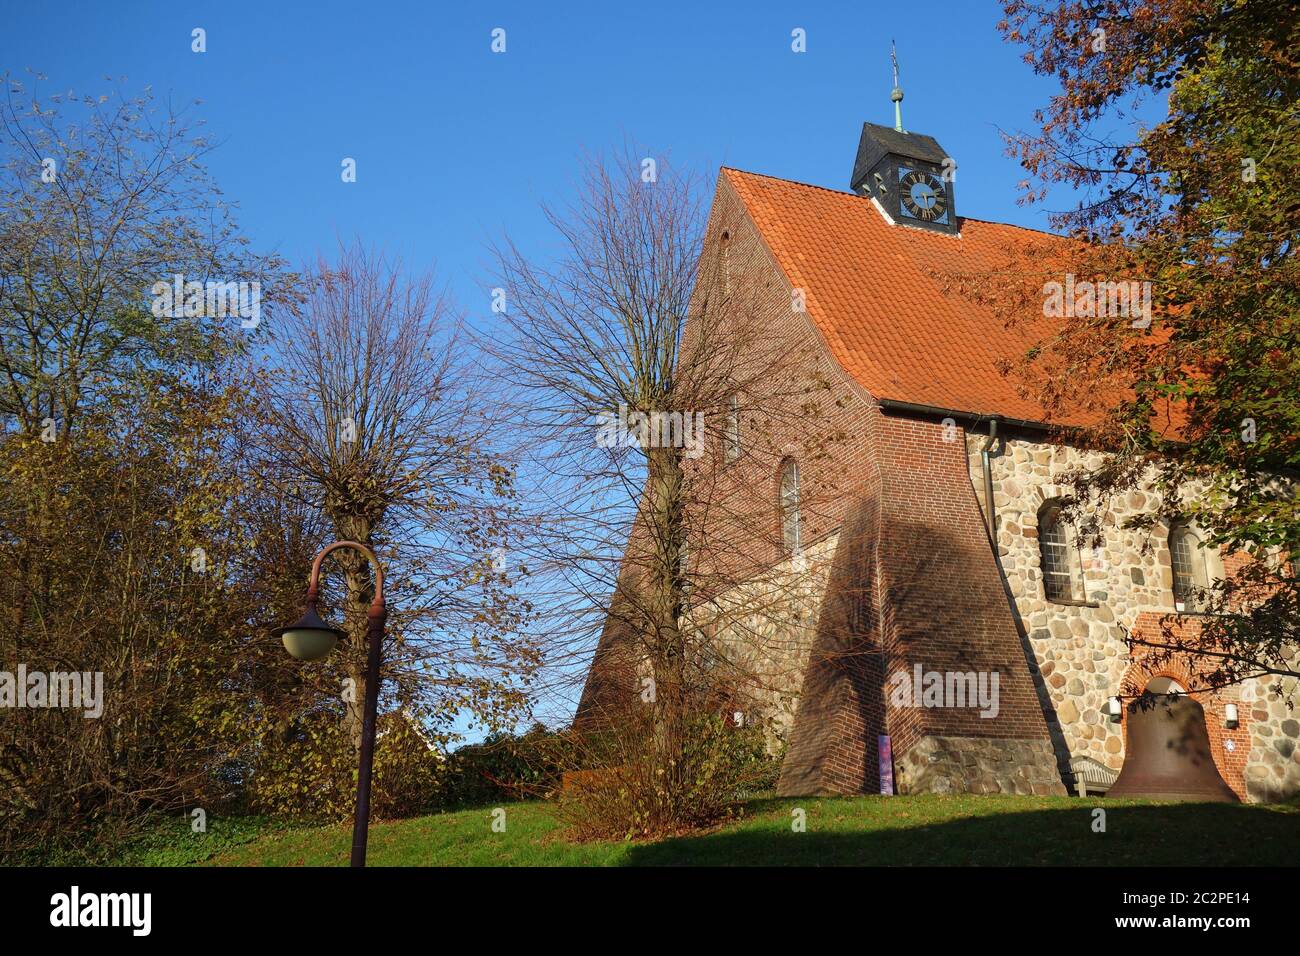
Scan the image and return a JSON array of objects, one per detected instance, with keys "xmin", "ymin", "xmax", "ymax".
[
  {"xmin": 1243, "ymin": 646, "xmax": 1300, "ymax": 803},
  {"xmin": 896, "ymin": 736, "xmax": 1064, "ymax": 796},
  {"xmin": 690, "ymin": 532, "xmax": 838, "ymax": 745},
  {"xmin": 966, "ymin": 431, "xmax": 1300, "ymax": 803}
]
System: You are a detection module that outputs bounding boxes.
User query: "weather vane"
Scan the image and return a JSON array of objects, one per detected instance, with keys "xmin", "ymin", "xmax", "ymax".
[{"xmin": 890, "ymin": 40, "xmax": 905, "ymax": 133}]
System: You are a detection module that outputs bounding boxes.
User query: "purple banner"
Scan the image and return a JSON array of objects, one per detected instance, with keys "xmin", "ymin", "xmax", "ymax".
[{"xmin": 878, "ymin": 734, "xmax": 895, "ymax": 795}]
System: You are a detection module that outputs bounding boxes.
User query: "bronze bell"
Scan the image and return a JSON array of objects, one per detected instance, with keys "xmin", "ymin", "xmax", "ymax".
[{"xmin": 1109, "ymin": 694, "xmax": 1239, "ymax": 802}]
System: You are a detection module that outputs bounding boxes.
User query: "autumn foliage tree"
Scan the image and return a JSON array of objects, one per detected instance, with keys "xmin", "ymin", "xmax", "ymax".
[
  {"xmin": 0, "ymin": 74, "xmax": 291, "ymax": 853},
  {"xmin": 982, "ymin": 0, "xmax": 1299, "ymax": 689},
  {"xmin": 0, "ymin": 76, "xmax": 538, "ymax": 855}
]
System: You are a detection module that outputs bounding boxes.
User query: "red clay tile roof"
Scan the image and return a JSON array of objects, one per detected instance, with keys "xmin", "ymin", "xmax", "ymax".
[{"xmin": 723, "ymin": 167, "xmax": 1079, "ymax": 426}]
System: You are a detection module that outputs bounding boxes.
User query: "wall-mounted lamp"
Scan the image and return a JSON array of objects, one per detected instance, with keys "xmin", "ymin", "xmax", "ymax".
[
  {"xmin": 1104, "ymin": 696, "xmax": 1123, "ymax": 722},
  {"xmin": 1224, "ymin": 702, "xmax": 1239, "ymax": 729}
]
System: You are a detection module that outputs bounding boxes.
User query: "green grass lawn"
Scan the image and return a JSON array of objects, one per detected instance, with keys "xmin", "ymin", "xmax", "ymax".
[{"xmin": 131, "ymin": 794, "xmax": 1300, "ymax": 867}]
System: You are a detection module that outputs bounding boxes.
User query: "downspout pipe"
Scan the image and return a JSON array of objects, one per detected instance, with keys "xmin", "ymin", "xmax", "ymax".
[
  {"xmin": 980, "ymin": 417, "xmax": 1000, "ymax": 540},
  {"xmin": 873, "ymin": 399, "xmax": 1036, "ymax": 539}
]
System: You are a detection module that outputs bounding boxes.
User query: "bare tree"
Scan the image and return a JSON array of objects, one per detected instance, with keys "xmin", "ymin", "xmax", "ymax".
[
  {"xmin": 486, "ymin": 148, "xmax": 845, "ymax": 834},
  {"xmin": 261, "ymin": 241, "xmax": 537, "ymax": 760}
]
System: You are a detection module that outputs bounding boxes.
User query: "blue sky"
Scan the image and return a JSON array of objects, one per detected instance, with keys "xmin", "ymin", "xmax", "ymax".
[
  {"xmin": 3, "ymin": 0, "xmax": 1067, "ymax": 317},
  {"xmin": 4, "ymin": 0, "xmax": 1076, "ymax": 738}
]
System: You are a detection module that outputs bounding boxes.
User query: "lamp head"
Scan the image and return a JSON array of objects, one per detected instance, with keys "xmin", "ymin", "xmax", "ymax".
[
  {"xmin": 273, "ymin": 604, "xmax": 345, "ymax": 661},
  {"xmin": 1104, "ymin": 696, "xmax": 1123, "ymax": 722},
  {"xmin": 1224, "ymin": 702, "xmax": 1239, "ymax": 729}
]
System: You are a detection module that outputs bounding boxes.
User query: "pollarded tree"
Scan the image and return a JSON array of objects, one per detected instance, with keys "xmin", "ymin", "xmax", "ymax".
[
  {"xmin": 260, "ymin": 241, "xmax": 538, "ymax": 773},
  {"xmin": 487, "ymin": 148, "xmax": 845, "ymax": 835}
]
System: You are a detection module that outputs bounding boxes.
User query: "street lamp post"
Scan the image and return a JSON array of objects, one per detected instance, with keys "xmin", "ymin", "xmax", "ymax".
[{"xmin": 273, "ymin": 540, "xmax": 387, "ymax": 867}]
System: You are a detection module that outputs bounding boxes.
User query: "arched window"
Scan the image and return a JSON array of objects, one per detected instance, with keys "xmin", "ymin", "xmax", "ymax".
[
  {"xmin": 779, "ymin": 458, "xmax": 801, "ymax": 554},
  {"xmin": 1170, "ymin": 521, "xmax": 1208, "ymax": 612},
  {"xmin": 719, "ymin": 230, "xmax": 732, "ymax": 297},
  {"xmin": 1039, "ymin": 502, "xmax": 1083, "ymax": 602},
  {"xmin": 723, "ymin": 394, "xmax": 741, "ymax": 462}
]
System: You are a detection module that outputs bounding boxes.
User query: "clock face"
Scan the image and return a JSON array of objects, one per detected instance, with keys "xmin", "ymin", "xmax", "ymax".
[{"xmin": 899, "ymin": 168, "xmax": 948, "ymax": 222}]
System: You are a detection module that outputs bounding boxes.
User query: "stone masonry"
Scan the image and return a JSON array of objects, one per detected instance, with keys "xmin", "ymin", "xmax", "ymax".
[{"xmin": 966, "ymin": 429, "xmax": 1300, "ymax": 803}]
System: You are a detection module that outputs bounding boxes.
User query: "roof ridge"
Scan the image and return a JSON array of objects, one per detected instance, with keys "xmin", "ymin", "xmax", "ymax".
[
  {"xmin": 719, "ymin": 166, "xmax": 1061, "ymax": 239},
  {"xmin": 721, "ymin": 166, "xmax": 855, "ymax": 201}
]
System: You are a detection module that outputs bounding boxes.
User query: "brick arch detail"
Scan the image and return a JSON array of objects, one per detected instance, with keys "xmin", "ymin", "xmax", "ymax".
[{"xmin": 1029, "ymin": 484, "xmax": 1070, "ymax": 507}]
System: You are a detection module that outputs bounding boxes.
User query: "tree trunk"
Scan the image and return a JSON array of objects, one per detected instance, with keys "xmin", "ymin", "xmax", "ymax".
[
  {"xmin": 645, "ymin": 445, "xmax": 687, "ymax": 808},
  {"xmin": 334, "ymin": 516, "xmax": 376, "ymax": 758}
]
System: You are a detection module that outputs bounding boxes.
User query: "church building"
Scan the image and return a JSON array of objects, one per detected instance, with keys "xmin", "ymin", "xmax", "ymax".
[{"xmin": 575, "ymin": 95, "xmax": 1300, "ymax": 805}]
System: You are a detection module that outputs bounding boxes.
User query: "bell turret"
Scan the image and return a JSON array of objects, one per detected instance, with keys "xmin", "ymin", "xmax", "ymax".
[{"xmin": 849, "ymin": 45, "xmax": 959, "ymax": 236}]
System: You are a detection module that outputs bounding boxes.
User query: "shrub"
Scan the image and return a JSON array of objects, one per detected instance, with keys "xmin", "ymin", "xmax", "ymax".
[
  {"xmin": 435, "ymin": 724, "xmax": 572, "ymax": 808},
  {"xmin": 371, "ymin": 714, "xmax": 445, "ymax": 819},
  {"xmin": 559, "ymin": 711, "xmax": 780, "ymax": 841},
  {"xmin": 245, "ymin": 709, "xmax": 444, "ymax": 821}
]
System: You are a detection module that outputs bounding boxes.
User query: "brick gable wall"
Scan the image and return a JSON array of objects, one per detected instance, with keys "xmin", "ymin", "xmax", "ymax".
[{"xmin": 569, "ymin": 171, "xmax": 1063, "ymax": 794}]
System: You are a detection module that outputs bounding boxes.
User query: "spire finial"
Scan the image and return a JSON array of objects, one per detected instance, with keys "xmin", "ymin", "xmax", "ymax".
[{"xmin": 890, "ymin": 40, "xmax": 905, "ymax": 133}]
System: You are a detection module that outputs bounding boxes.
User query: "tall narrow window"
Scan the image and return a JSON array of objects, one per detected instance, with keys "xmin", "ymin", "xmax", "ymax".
[
  {"xmin": 719, "ymin": 231, "xmax": 732, "ymax": 297},
  {"xmin": 1170, "ymin": 522, "xmax": 1206, "ymax": 612},
  {"xmin": 780, "ymin": 458, "xmax": 801, "ymax": 554},
  {"xmin": 1039, "ymin": 503, "xmax": 1081, "ymax": 602},
  {"xmin": 723, "ymin": 394, "xmax": 740, "ymax": 462}
]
